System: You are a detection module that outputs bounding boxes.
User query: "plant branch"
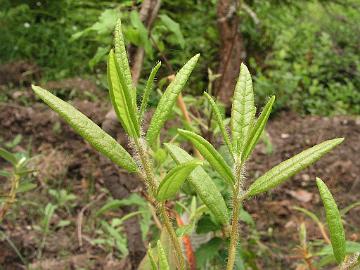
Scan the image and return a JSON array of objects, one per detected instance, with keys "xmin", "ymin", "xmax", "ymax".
[
  {"xmin": 226, "ymin": 158, "xmax": 244, "ymax": 270},
  {"xmin": 133, "ymin": 137, "xmax": 186, "ymax": 269}
]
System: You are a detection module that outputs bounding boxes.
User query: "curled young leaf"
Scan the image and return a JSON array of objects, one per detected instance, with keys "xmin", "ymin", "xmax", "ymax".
[
  {"xmin": 242, "ymin": 96, "xmax": 275, "ymax": 161},
  {"xmin": 146, "ymin": 54, "xmax": 200, "ymax": 145},
  {"xmin": 157, "ymin": 160, "xmax": 202, "ymax": 201},
  {"xmin": 246, "ymin": 138, "xmax": 344, "ymax": 197},
  {"xmin": 139, "ymin": 62, "xmax": 161, "ymax": 119},
  {"xmin": 164, "ymin": 143, "xmax": 229, "ymax": 225},
  {"xmin": 108, "ymin": 50, "xmax": 140, "ymax": 137},
  {"xmin": 316, "ymin": 177, "xmax": 346, "ymax": 264},
  {"xmin": 178, "ymin": 129, "xmax": 234, "ymax": 185},
  {"xmin": 204, "ymin": 92, "xmax": 233, "ymax": 155},
  {"xmin": 157, "ymin": 240, "xmax": 170, "ymax": 270},
  {"xmin": 231, "ymin": 63, "xmax": 256, "ymax": 154},
  {"xmin": 32, "ymin": 85, "xmax": 138, "ymax": 173}
]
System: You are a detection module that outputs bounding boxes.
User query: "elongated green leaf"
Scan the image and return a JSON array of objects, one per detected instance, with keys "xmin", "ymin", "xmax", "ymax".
[
  {"xmin": 157, "ymin": 240, "xmax": 170, "ymax": 270},
  {"xmin": 247, "ymin": 138, "xmax": 344, "ymax": 197},
  {"xmin": 140, "ymin": 62, "xmax": 161, "ymax": 119},
  {"xmin": 316, "ymin": 177, "xmax": 346, "ymax": 264},
  {"xmin": 178, "ymin": 129, "xmax": 234, "ymax": 185},
  {"xmin": 114, "ymin": 19, "xmax": 134, "ymax": 100},
  {"xmin": 0, "ymin": 148, "xmax": 17, "ymax": 165},
  {"xmin": 242, "ymin": 96, "xmax": 275, "ymax": 161},
  {"xmin": 164, "ymin": 143, "xmax": 229, "ymax": 225},
  {"xmin": 32, "ymin": 85, "xmax": 137, "ymax": 173},
  {"xmin": 108, "ymin": 50, "xmax": 140, "ymax": 137},
  {"xmin": 157, "ymin": 160, "xmax": 202, "ymax": 201},
  {"xmin": 231, "ymin": 63, "xmax": 256, "ymax": 154},
  {"xmin": 146, "ymin": 54, "xmax": 200, "ymax": 145},
  {"xmin": 147, "ymin": 244, "xmax": 157, "ymax": 270},
  {"xmin": 159, "ymin": 14, "xmax": 185, "ymax": 49},
  {"xmin": 204, "ymin": 92, "xmax": 233, "ymax": 154}
]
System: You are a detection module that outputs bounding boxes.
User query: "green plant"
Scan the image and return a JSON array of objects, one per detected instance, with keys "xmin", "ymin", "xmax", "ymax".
[
  {"xmin": 32, "ymin": 20, "xmax": 344, "ymax": 269},
  {"xmin": 0, "ymin": 147, "xmax": 36, "ymax": 223},
  {"xmin": 293, "ymin": 179, "xmax": 360, "ymax": 269}
]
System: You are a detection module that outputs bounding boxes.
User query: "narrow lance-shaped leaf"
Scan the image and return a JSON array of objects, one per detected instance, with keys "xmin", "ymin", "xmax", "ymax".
[
  {"xmin": 108, "ymin": 50, "xmax": 140, "ymax": 137},
  {"xmin": 146, "ymin": 54, "xmax": 200, "ymax": 145},
  {"xmin": 316, "ymin": 177, "xmax": 346, "ymax": 264},
  {"xmin": 139, "ymin": 62, "xmax": 161, "ymax": 119},
  {"xmin": 0, "ymin": 148, "xmax": 17, "ymax": 166},
  {"xmin": 157, "ymin": 240, "xmax": 170, "ymax": 270},
  {"xmin": 157, "ymin": 160, "xmax": 202, "ymax": 201},
  {"xmin": 231, "ymin": 63, "xmax": 256, "ymax": 154},
  {"xmin": 147, "ymin": 244, "xmax": 157, "ymax": 270},
  {"xmin": 178, "ymin": 129, "xmax": 234, "ymax": 185},
  {"xmin": 246, "ymin": 138, "xmax": 344, "ymax": 197},
  {"xmin": 164, "ymin": 143, "xmax": 229, "ymax": 225},
  {"xmin": 114, "ymin": 19, "xmax": 134, "ymax": 101},
  {"xmin": 242, "ymin": 96, "xmax": 275, "ymax": 161},
  {"xmin": 204, "ymin": 92, "xmax": 233, "ymax": 155},
  {"xmin": 32, "ymin": 85, "xmax": 137, "ymax": 173}
]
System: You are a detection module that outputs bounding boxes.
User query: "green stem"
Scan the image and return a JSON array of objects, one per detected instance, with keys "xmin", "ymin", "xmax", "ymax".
[
  {"xmin": 159, "ymin": 203, "xmax": 186, "ymax": 270},
  {"xmin": 226, "ymin": 160, "xmax": 244, "ymax": 270},
  {"xmin": 133, "ymin": 137, "xmax": 186, "ymax": 269}
]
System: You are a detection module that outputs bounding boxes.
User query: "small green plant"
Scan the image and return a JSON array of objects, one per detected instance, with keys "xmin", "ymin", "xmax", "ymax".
[
  {"xmin": 32, "ymin": 19, "xmax": 345, "ymax": 269},
  {"xmin": 0, "ymin": 147, "xmax": 36, "ymax": 223}
]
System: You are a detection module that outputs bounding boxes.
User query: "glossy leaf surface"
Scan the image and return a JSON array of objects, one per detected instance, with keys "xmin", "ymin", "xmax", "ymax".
[
  {"xmin": 157, "ymin": 160, "xmax": 202, "ymax": 201},
  {"xmin": 107, "ymin": 50, "xmax": 140, "ymax": 137}
]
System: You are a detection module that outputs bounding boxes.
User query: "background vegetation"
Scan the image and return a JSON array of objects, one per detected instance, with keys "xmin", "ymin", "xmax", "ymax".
[{"xmin": 1, "ymin": 0, "xmax": 359, "ymax": 115}]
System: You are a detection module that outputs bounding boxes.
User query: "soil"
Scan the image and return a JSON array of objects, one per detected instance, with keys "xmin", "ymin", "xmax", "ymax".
[{"xmin": 0, "ymin": 85, "xmax": 359, "ymax": 269}]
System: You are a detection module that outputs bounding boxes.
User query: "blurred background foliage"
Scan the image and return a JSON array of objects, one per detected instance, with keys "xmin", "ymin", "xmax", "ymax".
[{"xmin": 0, "ymin": 0, "xmax": 359, "ymax": 115}]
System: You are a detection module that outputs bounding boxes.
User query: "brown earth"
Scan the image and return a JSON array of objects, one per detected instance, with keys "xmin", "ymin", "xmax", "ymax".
[{"xmin": 0, "ymin": 88, "xmax": 359, "ymax": 269}]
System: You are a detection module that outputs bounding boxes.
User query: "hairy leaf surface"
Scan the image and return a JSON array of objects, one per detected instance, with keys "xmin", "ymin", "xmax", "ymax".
[
  {"xmin": 231, "ymin": 63, "xmax": 256, "ymax": 154},
  {"xmin": 157, "ymin": 240, "xmax": 170, "ymax": 270},
  {"xmin": 242, "ymin": 96, "xmax": 275, "ymax": 160},
  {"xmin": 140, "ymin": 62, "xmax": 161, "ymax": 118},
  {"xmin": 108, "ymin": 50, "xmax": 140, "ymax": 137},
  {"xmin": 316, "ymin": 177, "xmax": 346, "ymax": 263},
  {"xmin": 146, "ymin": 54, "xmax": 199, "ymax": 145},
  {"xmin": 114, "ymin": 19, "xmax": 134, "ymax": 100},
  {"xmin": 247, "ymin": 138, "xmax": 343, "ymax": 196},
  {"xmin": 32, "ymin": 85, "xmax": 137, "ymax": 173},
  {"xmin": 204, "ymin": 92, "xmax": 233, "ymax": 155},
  {"xmin": 164, "ymin": 143, "xmax": 229, "ymax": 225},
  {"xmin": 157, "ymin": 160, "xmax": 201, "ymax": 201},
  {"xmin": 178, "ymin": 129, "xmax": 234, "ymax": 185}
]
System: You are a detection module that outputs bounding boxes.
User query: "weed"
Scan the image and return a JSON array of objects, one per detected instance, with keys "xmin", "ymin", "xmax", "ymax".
[{"xmin": 32, "ymin": 19, "xmax": 352, "ymax": 269}]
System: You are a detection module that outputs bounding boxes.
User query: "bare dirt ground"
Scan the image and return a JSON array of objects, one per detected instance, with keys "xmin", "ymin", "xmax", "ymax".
[{"xmin": 0, "ymin": 84, "xmax": 359, "ymax": 269}]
